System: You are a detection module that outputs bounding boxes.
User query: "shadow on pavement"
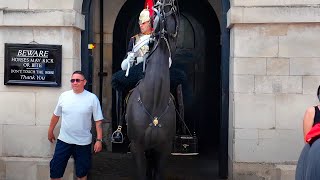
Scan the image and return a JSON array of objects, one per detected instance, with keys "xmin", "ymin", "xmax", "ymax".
[{"xmin": 88, "ymin": 150, "xmax": 221, "ymax": 180}]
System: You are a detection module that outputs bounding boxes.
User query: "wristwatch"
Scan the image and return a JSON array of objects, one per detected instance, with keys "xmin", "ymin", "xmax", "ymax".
[{"xmin": 96, "ymin": 139, "xmax": 103, "ymax": 142}]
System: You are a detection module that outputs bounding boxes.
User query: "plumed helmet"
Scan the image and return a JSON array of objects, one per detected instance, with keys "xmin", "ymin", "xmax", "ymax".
[{"xmin": 139, "ymin": 9, "xmax": 150, "ymax": 24}]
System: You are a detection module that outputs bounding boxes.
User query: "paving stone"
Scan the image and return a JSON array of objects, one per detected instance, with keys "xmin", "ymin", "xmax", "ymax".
[{"xmin": 88, "ymin": 151, "xmax": 219, "ymax": 180}]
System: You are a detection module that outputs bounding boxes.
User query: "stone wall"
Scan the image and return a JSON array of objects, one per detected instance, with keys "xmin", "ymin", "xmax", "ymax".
[
  {"xmin": 231, "ymin": 0, "xmax": 320, "ymax": 6},
  {"xmin": 0, "ymin": 0, "xmax": 84, "ymax": 179},
  {"xmin": 228, "ymin": 1, "xmax": 320, "ymax": 179}
]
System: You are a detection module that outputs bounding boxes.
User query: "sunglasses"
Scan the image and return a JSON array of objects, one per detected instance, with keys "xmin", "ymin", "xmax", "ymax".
[{"xmin": 70, "ymin": 79, "xmax": 85, "ymax": 83}]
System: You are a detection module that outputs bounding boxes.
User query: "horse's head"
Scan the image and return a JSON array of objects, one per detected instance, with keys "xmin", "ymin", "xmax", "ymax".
[{"xmin": 151, "ymin": 0, "xmax": 179, "ymax": 54}]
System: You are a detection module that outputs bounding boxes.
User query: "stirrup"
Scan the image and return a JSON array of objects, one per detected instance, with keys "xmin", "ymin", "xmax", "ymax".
[{"xmin": 111, "ymin": 126, "xmax": 124, "ymax": 143}]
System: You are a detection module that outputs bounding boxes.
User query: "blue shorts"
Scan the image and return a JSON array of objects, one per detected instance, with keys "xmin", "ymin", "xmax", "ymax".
[{"xmin": 50, "ymin": 139, "xmax": 92, "ymax": 178}]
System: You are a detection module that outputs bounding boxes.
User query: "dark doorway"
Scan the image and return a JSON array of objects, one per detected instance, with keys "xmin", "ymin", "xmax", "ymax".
[{"xmin": 177, "ymin": 1, "xmax": 221, "ymax": 154}]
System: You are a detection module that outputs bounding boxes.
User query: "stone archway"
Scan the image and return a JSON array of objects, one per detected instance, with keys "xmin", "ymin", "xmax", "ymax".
[{"xmin": 112, "ymin": 0, "xmax": 222, "ymax": 150}]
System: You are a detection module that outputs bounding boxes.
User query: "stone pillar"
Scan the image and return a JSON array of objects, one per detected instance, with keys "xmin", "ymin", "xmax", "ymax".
[{"xmin": 0, "ymin": 0, "xmax": 84, "ymax": 179}]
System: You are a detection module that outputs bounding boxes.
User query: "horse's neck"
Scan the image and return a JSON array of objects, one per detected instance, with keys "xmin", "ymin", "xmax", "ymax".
[{"xmin": 139, "ymin": 40, "xmax": 170, "ymax": 109}]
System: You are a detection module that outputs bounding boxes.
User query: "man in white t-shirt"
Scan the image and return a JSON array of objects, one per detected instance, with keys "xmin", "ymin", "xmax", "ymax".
[{"xmin": 48, "ymin": 71, "xmax": 104, "ymax": 180}]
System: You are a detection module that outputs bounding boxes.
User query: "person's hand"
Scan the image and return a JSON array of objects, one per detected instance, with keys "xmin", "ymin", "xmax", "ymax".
[
  {"xmin": 126, "ymin": 52, "xmax": 135, "ymax": 66},
  {"xmin": 136, "ymin": 57, "xmax": 144, "ymax": 64},
  {"xmin": 127, "ymin": 52, "xmax": 135, "ymax": 60},
  {"xmin": 94, "ymin": 141, "xmax": 102, "ymax": 153},
  {"xmin": 48, "ymin": 130, "xmax": 56, "ymax": 143},
  {"xmin": 128, "ymin": 52, "xmax": 136, "ymax": 65}
]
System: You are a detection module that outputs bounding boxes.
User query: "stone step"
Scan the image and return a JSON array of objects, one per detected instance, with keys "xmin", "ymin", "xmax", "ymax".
[
  {"xmin": 274, "ymin": 164, "xmax": 296, "ymax": 180},
  {"xmin": 233, "ymin": 162, "xmax": 296, "ymax": 180}
]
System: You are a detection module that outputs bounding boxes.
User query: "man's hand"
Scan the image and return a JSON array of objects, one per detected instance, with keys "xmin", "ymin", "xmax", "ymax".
[
  {"xmin": 129, "ymin": 57, "xmax": 136, "ymax": 66},
  {"xmin": 127, "ymin": 52, "xmax": 136, "ymax": 66},
  {"xmin": 127, "ymin": 52, "xmax": 135, "ymax": 59},
  {"xmin": 48, "ymin": 114, "xmax": 59, "ymax": 143},
  {"xmin": 121, "ymin": 52, "xmax": 136, "ymax": 70},
  {"xmin": 136, "ymin": 57, "xmax": 144, "ymax": 64},
  {"xmin": 94, "ymin": 141, "xmax": 102, "ymax": 153},
  {"xmin": 48, "ymin": 130, "xmax": 56, "ymax": 143},
  {"xmin": 94, "ymin": 120, "xmax": 103, "ymax": 153}
]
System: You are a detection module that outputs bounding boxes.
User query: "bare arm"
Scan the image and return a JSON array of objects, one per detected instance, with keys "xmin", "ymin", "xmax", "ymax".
[
  {"xmin": 95, "ymin": 120, "xmax": 103, "ymax": 140},
  {"xmin": 94, "ymin": 120, "xmax": 103, "ymax": 153},
  {"xmin": 303, "ymin": 106, "xmax": 315, "ymax": 138},
  {"xmin": 48, "ymin": 114, "xmax": 60, "ymax": 143}
]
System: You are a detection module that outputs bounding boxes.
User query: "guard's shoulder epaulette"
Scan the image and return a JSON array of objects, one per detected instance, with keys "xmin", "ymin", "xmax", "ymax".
[{"xmin": 131, "ymin": 34, "xmax": 139, "ymax": 39}]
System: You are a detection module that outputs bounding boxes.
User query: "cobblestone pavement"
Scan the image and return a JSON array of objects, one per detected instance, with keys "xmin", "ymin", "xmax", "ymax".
[{"xmin": 88, "ymin": 151, "xmax": 221, "ymax": 180}]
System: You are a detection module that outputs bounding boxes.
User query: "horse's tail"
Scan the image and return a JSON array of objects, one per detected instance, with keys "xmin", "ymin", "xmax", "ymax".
[{"xmin": 144, "ymin": 125, "xmax": 161, "ymax": 149}]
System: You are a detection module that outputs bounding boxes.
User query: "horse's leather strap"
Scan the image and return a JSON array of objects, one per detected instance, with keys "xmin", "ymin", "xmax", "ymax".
[{"xmin": 137, "ymin": 89, "xmax": 172, "ymax": 127}]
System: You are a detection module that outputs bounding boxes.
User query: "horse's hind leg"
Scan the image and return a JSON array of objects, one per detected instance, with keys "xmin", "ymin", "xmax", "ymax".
[{"xmin": 130, "ymin": 141, "xmax": 147, "ymax": 180}]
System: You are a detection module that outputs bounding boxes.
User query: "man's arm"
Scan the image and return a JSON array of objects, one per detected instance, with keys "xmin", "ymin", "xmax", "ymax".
[
  {"xmin": 121, "ymin": 37, "xmax": 136, "ymax": 70},
  {"xmin": 95, "ymin": 120, "xmax": 103, "ymax": 140},
  {"xmin": 127, "ymin": 37, "xmax": 135, "ymax": 52},
  {"xmin": 121, "ymin": 52, "xmax": 135, "ymax": 70},
  {"xmin": 48, "ymin": 114, "xmax": 60, "ymax": 143},
  {"xmin": 94, "ymin": 120, "xmax": 103, "ymax": 153}
]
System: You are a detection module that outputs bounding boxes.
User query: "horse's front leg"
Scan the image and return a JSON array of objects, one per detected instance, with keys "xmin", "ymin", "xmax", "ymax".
[
  {"xmin": 130, "ymin": 141, "xmax": 147, "ymax": 180},
  {"xmin": 154, "ymin": 142, "xmax": 172, "ymax": 180}
]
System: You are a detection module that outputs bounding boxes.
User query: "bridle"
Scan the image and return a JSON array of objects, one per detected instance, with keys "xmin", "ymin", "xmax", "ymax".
[
  {"xmin": 153, "ymin": 0, "xmax": 179, "ymax": 38},
  {"xmin": 147, "ymin": 0, "xmax": 179, "ymax": 62}
]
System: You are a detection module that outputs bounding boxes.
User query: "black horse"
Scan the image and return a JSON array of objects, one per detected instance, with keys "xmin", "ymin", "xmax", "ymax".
[{"xmin": 125, "ymin": 0, "xmax": 179, "ymax": 179}]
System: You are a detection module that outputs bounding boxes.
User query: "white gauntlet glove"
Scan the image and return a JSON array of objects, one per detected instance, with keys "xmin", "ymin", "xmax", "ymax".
[
  {"xmin": 136, "ymin": 57, "xmax": 144, "ymax": 65},
  {"xmin": 121, "ymin": 52, "xmax": 135, "ymax": 70}
]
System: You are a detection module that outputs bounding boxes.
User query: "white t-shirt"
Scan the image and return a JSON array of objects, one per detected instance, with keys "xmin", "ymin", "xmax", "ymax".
[{"xmin": 54, "ymin": 90, "xmax": 104, "ymax": 145}]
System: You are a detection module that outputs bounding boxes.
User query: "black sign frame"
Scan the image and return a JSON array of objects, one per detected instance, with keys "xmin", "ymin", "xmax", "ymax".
[{"xmin": 4, "ymin": 43, "xmax": 62, "ymax": 87}]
